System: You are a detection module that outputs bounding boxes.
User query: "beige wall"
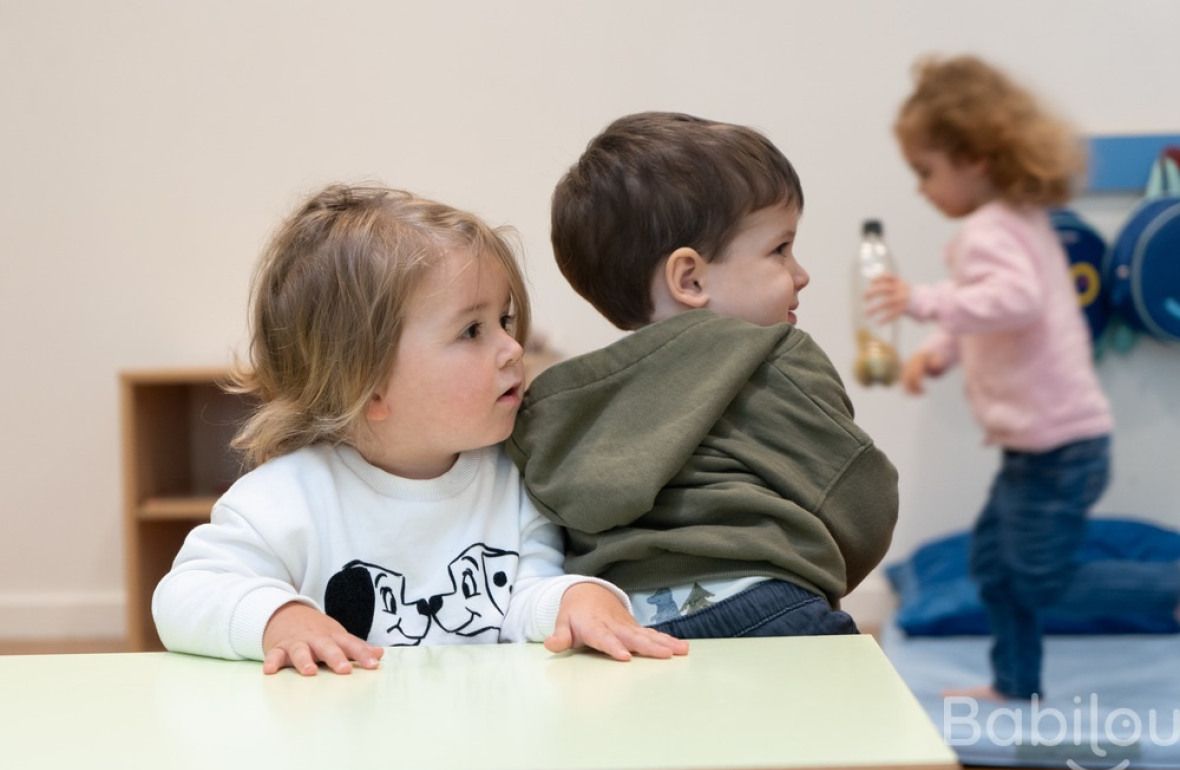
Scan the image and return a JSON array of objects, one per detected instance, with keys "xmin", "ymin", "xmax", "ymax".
[{"xmin": 3, "ymin": 0, "xmax": 1179, "ymax": 637}]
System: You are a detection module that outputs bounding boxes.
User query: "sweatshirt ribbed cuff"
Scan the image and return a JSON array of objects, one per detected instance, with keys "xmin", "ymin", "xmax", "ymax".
[
  {"xmin": 229, "ymin": 585, "xmax": 313, "ymax": 660},
  {"xmin": 532, "ymin": 576, "xmax": 634, "ymax": 640}
]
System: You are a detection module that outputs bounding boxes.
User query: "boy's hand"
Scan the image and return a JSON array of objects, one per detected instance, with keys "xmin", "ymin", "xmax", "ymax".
[
  {"xmin": 901, "ymin": 350, "xmax": 949, "ymax": 395},
  {"xmin": 864, "ymin": 274, "xmax": 910, "ymax": 323},
  {"xmin": 261, "ymin": 601, "xmax": 384, "ymax": 676},
  {"xmin": 544, "ymin": 582, "xmax": 690, "ymax": 661}
]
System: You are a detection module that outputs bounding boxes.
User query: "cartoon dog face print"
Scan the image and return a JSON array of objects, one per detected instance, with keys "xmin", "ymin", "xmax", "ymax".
[
  {"xmin": 430, "ymin": 544, "xmax": 519, "ymax": 638},
  {"xmin": 324, "ymin": 560, "xmax": 433, "ymax": 646}
]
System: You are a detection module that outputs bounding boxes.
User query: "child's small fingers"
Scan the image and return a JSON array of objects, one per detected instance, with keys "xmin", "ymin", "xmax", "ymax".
[
  {"xmin": 601, "ymin": 637, "xmax": 633, "ymax": 662},
  {"xmin": 864, "ymin": 297, "xmax": 902, "ymax": 322},
  {"xmin": 544, "ymin": 624, "xmax": 574, "ymax": 654},
  {"xmin": 615, "ymin": 628, "xmax": 671, "ymax": 658},
  {"xmin": 337, "ymin": 634, "xmax": 382, "ymax": 669},
  {"xmin": 580, "ymin": 625, "xmax": 632, "ymax": 661},
  {"xmin": 262, "ymin": 647, "xmax": 288, "ymax": 675},
  {"xmin": 620, "ymin": 626, "xmax": 686, "ymax": 659},
  {"xmin": 614, "ymin": 626, "xmax": 667, "ymax": 660},
  {"xmin": 653, "ymin": 631, "xmax": 690, "ymax": 656},
  {"xmin": 310, "ymin": 640, "xmax": 353, "ymax": 675},
  {"xmin": 286, "ymin": 642, "xmax": 319, "ymax": 676}
]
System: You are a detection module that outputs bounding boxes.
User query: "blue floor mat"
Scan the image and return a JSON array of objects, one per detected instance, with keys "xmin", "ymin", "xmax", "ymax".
[{"xmin": 881, "ymin": 623, "xmax": 1180, "ymax": 768}]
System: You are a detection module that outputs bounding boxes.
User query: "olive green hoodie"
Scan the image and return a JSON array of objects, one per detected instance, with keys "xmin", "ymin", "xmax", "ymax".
[{"xmin": 507, "ymin": 310, "xmax": 898, "ymax": 604}]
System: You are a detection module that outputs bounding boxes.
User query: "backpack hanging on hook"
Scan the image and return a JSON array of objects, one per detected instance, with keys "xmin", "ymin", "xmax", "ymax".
[
  {"xmin": 1103, "ymin": 148, "xmax": 1180, "ymax": 348},
  {"xmin": 1050, "ymin": 208, "xmax": 1110, "ymax": 344}
]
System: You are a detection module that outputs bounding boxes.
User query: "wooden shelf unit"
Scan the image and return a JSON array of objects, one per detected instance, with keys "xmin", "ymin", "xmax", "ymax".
[{"xmin": 121, "ymin": 368, "xmax": 252, "ymax": 650}]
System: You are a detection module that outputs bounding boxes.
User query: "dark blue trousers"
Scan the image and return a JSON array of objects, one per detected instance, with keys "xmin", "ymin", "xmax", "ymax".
[
  {"xmin": 650, "ymin": 579, "xmax": 858, "ymax": 638},
  {"xmin": 971, "ymin": 436, "xmax": 1123, "ymax": 698}
]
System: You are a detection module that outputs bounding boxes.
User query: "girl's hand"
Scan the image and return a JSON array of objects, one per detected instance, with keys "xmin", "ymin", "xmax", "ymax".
[
  {"xmin": 544, "ymin": 583, "xmax": 690, "ymax": 661},
  {"xmin": 261, "ymin": 602, "xmax": 384, "ymax": 676},
  {"xmin": 901, "ymin": 350, "xmax": 949, "ymax": 395},
  {"xmin": 864, "ymin": 274, "xmax": 911, "ymax": 323}
]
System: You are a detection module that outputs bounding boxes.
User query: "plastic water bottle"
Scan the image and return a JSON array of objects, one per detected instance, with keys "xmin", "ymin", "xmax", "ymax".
[{"xmin": 853, "ymin": 219, "xmax": 900, "ymax": 386}]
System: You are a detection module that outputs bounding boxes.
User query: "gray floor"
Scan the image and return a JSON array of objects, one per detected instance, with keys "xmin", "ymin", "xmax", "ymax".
[{"xmin": 882, "ymin": 623, "xmax": 1180, "ymax": 769}]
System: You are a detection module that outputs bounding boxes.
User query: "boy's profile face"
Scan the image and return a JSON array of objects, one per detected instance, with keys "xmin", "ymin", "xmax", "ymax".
[{"xmin": 703, "ymin": 202, "xmax": 809, "ymax": 327}]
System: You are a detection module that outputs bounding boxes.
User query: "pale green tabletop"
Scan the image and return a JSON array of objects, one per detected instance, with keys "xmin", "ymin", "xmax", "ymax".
[{"xmin": 0, "ymin": 635, "xmax": 957, "ymax": 770}]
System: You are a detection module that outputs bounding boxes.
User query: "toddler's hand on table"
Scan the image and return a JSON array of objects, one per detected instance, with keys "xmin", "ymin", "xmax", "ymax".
[
  {"xmin": 864, "ymin": 274, "xmax": 910, "ymax": 323},
  {"xmin": 545, "ymin": 582, "xmax": 690, "ymax": 661},
  {"xmin": 261, "ymin": 601, "xmax": 384, "ymax": 676}
]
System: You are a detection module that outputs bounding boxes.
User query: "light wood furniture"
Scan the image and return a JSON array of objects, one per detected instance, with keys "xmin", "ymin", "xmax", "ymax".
[
  {"xmin": 0, "ymin": 635, "xmax": 959, "ymax": 770},
  {"xmin": 121, "ymin": 368, "xmax": 249, "ymax": 650}
]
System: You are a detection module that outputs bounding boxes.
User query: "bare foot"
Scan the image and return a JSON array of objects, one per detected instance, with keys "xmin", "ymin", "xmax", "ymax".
[{"xmin": 942, "ymin": 685, "xmax": 1007, "ymax": 701}]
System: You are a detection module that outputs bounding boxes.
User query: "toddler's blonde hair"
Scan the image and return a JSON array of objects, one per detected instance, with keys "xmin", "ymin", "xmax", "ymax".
[
  {"xmin": 228, "ymin": 185, "xmax": 530, "ymax": 468},
  {"xmin": 895, "ymin": 54, "xmax": 1085, "ymax": 207}
]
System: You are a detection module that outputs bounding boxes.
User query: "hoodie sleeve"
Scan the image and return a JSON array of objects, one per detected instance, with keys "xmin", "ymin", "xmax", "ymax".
[
  {"xmin": 810, "ymin": 444, "xmax": 899, "ymax": 593},
  {"xmin": 767, "ymin": 334, "xmax": 899, "ymax": 594}
]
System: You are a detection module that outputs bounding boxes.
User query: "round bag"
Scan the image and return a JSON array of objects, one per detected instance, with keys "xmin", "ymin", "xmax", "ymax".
[
  {"xmin": 1104, "ymin": 151, "xmax": 1180, "ymax": 342},
  {"xmin": 1051, "ymin": 208, "xmax": 1110, "ymax": 341}
]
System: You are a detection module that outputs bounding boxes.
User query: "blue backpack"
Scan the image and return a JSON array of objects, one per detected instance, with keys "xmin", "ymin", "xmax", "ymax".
[
  {"xmin": 1103, "ymin": 149, "xmax": 1180, "ymax": 344},
  {"xmin": 1050, "ymin": 208, "xmax": 1110, "ymax": 342}
]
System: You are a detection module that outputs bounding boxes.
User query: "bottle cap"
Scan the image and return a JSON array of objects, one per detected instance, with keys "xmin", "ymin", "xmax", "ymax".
[{"xmin": 862, "ymin": 219, "xmax": 883, "ymax": 236}]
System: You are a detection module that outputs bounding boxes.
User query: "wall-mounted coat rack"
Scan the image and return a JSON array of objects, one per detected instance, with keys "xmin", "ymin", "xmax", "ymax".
[{"xmin": 1086, "ymin": 133, "xmax": 1180, "ymax": 193}]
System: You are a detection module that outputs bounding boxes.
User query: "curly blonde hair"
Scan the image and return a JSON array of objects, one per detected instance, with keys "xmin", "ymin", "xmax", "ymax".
[
  {"xmin": 228, "ymin": 185, "xmax": 530, "ymax": 468},
  {"xmin": 894, "ymin": 54, "xmax": 1085, "ymax": 207}
]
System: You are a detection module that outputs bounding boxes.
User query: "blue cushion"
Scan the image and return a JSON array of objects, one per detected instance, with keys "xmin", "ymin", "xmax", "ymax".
[{"xmin": 887, "ymin": 517, "xmax": 1180, "ymax": 635}]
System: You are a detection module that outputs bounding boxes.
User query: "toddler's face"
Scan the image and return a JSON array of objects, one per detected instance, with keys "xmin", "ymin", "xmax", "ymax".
[
  {"xmin": 902, "ymin": 143, "xmax": 993, "ymax": 218},
  {"xmin": 703, "ymin": 202, "xmax": 809, "ymax": 327},
  {"xmin": 365, "ymin": 248, "xmax": 524, "ymax": 478}
]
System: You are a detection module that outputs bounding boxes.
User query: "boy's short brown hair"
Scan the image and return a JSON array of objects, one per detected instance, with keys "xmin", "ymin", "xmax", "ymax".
[{"xmin": 551, "ymin": 112, "xmax": 804, "ymax": 330}]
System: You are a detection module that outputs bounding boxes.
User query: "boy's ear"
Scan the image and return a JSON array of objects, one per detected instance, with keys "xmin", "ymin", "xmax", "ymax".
[
  {"xmin": 662, "ymin": 247, "xmax": 710, "ymax": 309},
  {"xmin": 365, "ymin": 392, "xmax": 390, "ymax": 422}
]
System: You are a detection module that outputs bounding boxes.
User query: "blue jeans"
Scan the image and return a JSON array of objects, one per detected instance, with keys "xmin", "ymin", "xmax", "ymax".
[
  {"xmin": 971, "ymin": 435, "xmax": 1120, "ymax": 698},
  {"xmin": 649, "ymin": 579, "xmax": 859, "ymax": 638}
]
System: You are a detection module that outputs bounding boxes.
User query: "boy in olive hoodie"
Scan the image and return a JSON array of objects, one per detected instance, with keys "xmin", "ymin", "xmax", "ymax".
[{"xmin": 507, "ymin": 112, "xmax": 898, "ymax": 638}]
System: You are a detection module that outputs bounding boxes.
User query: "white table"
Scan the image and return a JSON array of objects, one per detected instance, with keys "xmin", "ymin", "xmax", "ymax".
[{"xmin": 0, "ymin": 635, "xmax": 958, "ymax": 769}]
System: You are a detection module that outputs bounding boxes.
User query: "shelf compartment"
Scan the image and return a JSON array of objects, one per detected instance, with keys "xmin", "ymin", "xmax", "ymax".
[
  {"xmin": 139, "ymin": 495, "xmax": 218, "ymax": 521},
  {"xmin": 121, "ymin": 369, "xmax": 253, "ymax": 650}
]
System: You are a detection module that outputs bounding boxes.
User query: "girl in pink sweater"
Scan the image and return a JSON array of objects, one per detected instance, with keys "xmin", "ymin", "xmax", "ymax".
[{"xmin": 868, "ymin": 55, "xmax": 1126, "ymax": 700}]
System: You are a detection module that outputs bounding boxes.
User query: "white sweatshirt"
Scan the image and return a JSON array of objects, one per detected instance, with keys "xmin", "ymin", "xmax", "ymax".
[{"xmin": 152, "ymin": 443, "xmax": 626, "ymax": 660}]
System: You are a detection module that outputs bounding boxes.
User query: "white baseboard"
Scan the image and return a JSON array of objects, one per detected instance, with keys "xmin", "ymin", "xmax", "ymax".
[
  {"xmin": 0, "ymin": 591, "xmax": 126, "ymax": 639},
  {"xmin": 840, "ymin": 572, "xmax": 896, "ymax": 630}
]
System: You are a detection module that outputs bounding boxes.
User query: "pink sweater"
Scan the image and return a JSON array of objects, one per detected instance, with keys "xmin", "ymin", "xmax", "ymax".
[{"xmin": 908, "ymin": 201, "xmax": 1113, "ymax": 452}]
